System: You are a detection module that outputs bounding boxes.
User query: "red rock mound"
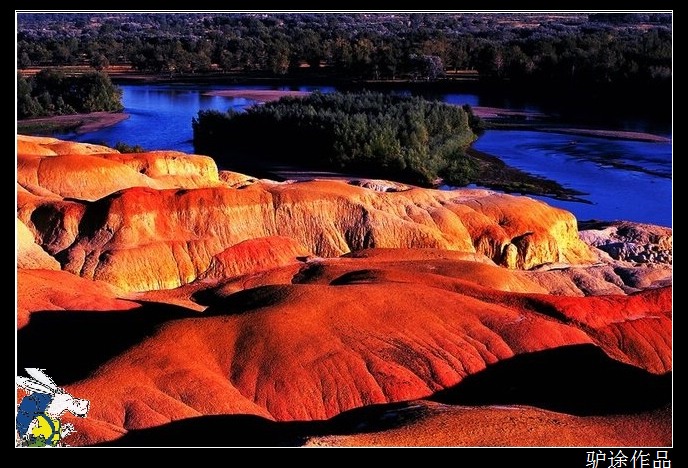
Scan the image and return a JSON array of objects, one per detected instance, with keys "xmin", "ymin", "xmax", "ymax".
[
  {"xmin": 198, "ymin": 236, "xmax": 311, "ymax": 281},
  {"xmin": 57, "ymin": 254, "xmax": 669, "ymax": 445},
  {"xmin": 17, "ymin": 269, "xmax": 138, "ymax": 329}
]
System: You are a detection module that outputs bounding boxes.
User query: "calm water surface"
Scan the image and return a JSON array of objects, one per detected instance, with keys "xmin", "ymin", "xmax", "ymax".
[{"xmin": 472, "ymin": 131, "xmax": 671, "ymax": 227}]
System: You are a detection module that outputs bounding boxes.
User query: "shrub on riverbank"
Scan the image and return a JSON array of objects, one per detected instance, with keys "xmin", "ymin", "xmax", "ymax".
[
  {"xmin": 193, "ymin": 91, "xmax": 481, "ymax": 186},
  {"xmin": 113, "ymin": 142, "xmax": 145, "ymax": 153}
]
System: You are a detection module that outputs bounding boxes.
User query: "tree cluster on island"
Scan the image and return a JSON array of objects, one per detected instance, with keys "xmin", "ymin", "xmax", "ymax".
[{"xmin": 193, "ymin": 91, "xmax": 484, "ymax": 187}]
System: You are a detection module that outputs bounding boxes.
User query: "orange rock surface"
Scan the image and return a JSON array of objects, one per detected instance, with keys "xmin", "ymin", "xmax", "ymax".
[
  {"xmin": 17, "ymin": 218, "xmax": 60, "ymax": 270},
  {"xmin": 18, "ymin": 135, "xmax": 221, "ymax": 202},
  {"xmin": 198, "ymin": 236, "xmax": 311, "ymax": 281},
  {"xmin": 52, "ymin": 252, "xmax": 670, "ymax": 446},
  {"xmin": 15, "ymin": 136, "xmax": 671, "ymax": 447}
]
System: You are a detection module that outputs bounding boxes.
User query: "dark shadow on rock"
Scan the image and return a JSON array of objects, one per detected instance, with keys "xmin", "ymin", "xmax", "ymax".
[
  {"xmin": 97, "ymin": 401, "xmax": 425, "ymax": 447},
  {"xmin": 17, "ymin": 301, "xmax": 196, "ymax": 387},
  {"xmin": 290, "ymin": 262, "xmax": 326, "ymax": 284},
  {"xmin": 329, "ymin": 269, "xmax": 380, "ymax": 286},
  {"xmin": 98, "ymin": 414, "xmax": 315, "ymax": 447},
  {"xmin": 198, "ymin": 285, "xmax": 296, "ymax": 315},
  {"xmin": 430, "ymin": 344, "xmax": 671, "ymax": 416}
]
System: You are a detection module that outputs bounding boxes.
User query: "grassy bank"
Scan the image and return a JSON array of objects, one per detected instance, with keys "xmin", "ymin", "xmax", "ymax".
[{"xmin": 17, "ymin": 119, "xmax": 82, "ymax": 135}]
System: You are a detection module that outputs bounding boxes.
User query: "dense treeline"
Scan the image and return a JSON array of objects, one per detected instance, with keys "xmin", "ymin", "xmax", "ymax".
[
  {"xmin": 193, "ymin": 91, "xmax": 481, "ymax": 186},
  {"xmin": 17, "ymin": 13, "xmax": 671, "ymax": 90},
  {"xmin": 17, "ymin": 70, "xmax": 123, "ymax": 119}
]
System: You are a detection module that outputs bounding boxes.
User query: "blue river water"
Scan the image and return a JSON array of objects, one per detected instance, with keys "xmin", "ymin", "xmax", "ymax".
[
  {"xmin": 472, "ymin": 131, "xmax": 671, "ymax": 227},
  {"xmin": 64, "ymin": 84, "xmax": 672, "ymax": 227}
]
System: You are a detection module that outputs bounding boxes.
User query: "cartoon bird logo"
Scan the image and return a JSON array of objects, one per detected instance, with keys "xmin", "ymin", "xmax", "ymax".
[{"xmin": 16, "ymin": 368, "xmax": 89, "ymax": 447}]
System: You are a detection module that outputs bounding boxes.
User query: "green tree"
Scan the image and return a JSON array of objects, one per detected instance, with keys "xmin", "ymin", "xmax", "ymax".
[
  {"xmin": 74, "ymin": 72, "xmax": 123, "ymax": 113},
  {"xmin": 17, "ymin": 73, "xmax": 43, "ymax": 118},
  {"xmin": 18, "ymin": 51, "xmax": 32, "ymax": 69},
  {"xmin": 267, "ymin": 36, "xmax": 291, "ymax": 75},
  {"xmin": 90, "ymin": 52, "xmax": 109, "ymax": 71},
  {"xmin": 114, "ymin": 142, "xmax": 145, "ymax": 153}
]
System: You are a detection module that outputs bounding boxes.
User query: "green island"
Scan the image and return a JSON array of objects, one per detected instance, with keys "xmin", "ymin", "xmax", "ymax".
[{"xmin": 193, "ymin": 91, "xmax": 584, "ymax": 200}]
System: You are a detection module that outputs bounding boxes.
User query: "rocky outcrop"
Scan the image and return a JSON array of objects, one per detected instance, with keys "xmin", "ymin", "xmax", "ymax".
[
  {"xmin": 303, "ymin": 401, "xmax": 671, "ymax": 447},
  {"xmin": 18, "ymin": 135, "xmax": 221, "ymax": 201},
  {"xmin": 347, "ymin": 179, "xmax": 411, "ymax": 192},
  {"xmin": 17, "ymin": 136, "xmax": 595, "ymax": 292},
  {"xmin": 218, "ymin": 170, "xmax": 259, "ymax": 188},
  {"xmin": 512, "ymin": 221, "xmax": 674, "ymax": 297},
  {"xmin": 198, "ymin": 236, "xmax": 311, "ymax": 281},
  {"xmin": 17, "ymin": 218, "xmax": 60, "ymax": 270},
  {"xmin": 580, "ymin": 220, "xmax": 672, "ymax": 265},
  {"xmin": 18, "ymin": 135, "xmax": 116, "ymax": 157}
]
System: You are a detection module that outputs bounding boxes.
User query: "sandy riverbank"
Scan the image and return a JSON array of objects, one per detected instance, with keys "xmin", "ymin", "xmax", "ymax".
[
  {"xmin": 541, "ymin": 127, "xmax": 671, "ymax": 143},
  {"xmin": 203, "ymin": 89, "xmax": 310, "ymax": 102},
  {"xmin": 17, "ymin": 112, "xmax": 129, "ymax": 135},
  {"xmin": 471, "ymin": 106, "xmax": 546, "ymax": 119}
]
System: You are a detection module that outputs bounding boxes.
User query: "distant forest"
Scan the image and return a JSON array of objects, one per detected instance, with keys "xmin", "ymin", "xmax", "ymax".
[{"xmin": 17, "ymin": 13, "xmax": 671, "ymax": 90}]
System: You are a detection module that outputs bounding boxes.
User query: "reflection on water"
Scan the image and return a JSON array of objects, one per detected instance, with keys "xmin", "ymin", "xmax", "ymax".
[{"xmin": 65, "ymin": 84, "xmax": 671, "ymax": 227}]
